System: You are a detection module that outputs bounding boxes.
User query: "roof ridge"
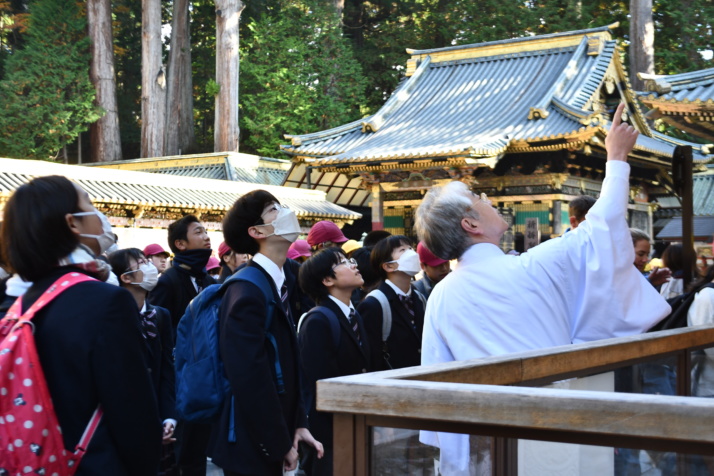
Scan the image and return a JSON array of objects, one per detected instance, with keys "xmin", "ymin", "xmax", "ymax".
[{"xmin": 406, "ymin": 23, "xmax": 618, "ymax": 56}]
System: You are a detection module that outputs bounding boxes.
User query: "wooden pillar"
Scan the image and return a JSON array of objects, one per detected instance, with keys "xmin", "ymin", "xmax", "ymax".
[
  {"xmin": 552, "ymin": 200, "xmax": 563, "ymax": 235},
  {"xmin": 333, "ymin": 413, "xmax": 368, "ymax": 476},
  {"xmin": 371, "ymin": 184, "xmax": 384, "ymax": 230},
  {"xmin": 673, "ymin": 145, "xmax": 694, "ymax": 287}
]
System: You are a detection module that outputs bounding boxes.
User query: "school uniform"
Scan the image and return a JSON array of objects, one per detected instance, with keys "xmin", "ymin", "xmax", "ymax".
[
  {"xmin": 357, "ymin": 280, "xmax": 425, "ymax": 371},
  {"xmin": 209, "ymin": 256, "xmax": 307, "ymax": 475},
  {"xmin": 140, "ymin": 302, "xmax": 176, "ymax": 423},
  {"xmin": 299, "ymin": 296, "xmax": 372, "ymax": 476},
  {"xmin": 24, "ymin": 267, "xmax": 162, "ymax": 476}
]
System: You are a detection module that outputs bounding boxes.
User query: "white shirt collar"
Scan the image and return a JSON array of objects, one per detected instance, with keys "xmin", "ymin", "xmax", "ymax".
[
  {"xmin": 385, "ymin": 278, "xmax": 411, "ymax": 298},
  {"xmin": 327, "ymin": 295, "xmax": 355, "ymax": 320},
  {"xmin": 140, "ymin": 300, "xmax": 147, "ymax": 314},
  {"xmin": 252, "ymin": 253, "xmax": 285, "ymax": 291}
]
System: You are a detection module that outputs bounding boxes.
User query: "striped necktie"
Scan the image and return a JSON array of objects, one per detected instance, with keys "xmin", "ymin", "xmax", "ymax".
[
  {"xmin": 280, "ymin": 283, "xmax": 290, "ymax": 317},
  {"xmin": 400, "ymin": 294, "xmax": 416, "ymax": 330},
  {"xmin": 349, "ymin": 308, "xmax": 362, "ymax": 346}
]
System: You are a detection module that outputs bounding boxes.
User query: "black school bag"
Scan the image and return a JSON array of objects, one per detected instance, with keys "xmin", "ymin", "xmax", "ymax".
[{"xmin": 648, "ymin": 283, "xmax": 714, "ymax": 332}]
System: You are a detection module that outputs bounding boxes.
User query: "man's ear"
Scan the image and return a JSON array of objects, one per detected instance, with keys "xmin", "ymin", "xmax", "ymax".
[
  {"xmin": 174, "ymin": 239, "xmax": 188, "ymax": 252},
  {"xmin": 569, "ymin": 216, "xmax": 578, "ymax": 229},
  {"xmin": 461, "ymin": 216, "xmax": 482, "ymax": 236}
]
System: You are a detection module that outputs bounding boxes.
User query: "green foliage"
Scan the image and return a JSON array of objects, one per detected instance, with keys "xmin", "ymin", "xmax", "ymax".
[
  {"xmin": 205, "ymin": 78, "xmax": 220, "ymax": 97},
  {"xmin": 190, "ymin": 0, "xmax": 217, "ymax": 152},
  {"xmin": 0, "ymin": 0, "xmax": 101, "ymax": 160},
  {"xmin": 239, "ymin": 0, "xmax": 368, "ymax": 156},
  {"xmin": 114, "ymin": 0, "xmax": 143, "ymax": 159}
]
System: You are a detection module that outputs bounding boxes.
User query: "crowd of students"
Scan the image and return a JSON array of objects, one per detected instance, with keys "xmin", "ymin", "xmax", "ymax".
[{"xmin": 2, "ymin": 106, "xmax": 714, "ymax": 476}]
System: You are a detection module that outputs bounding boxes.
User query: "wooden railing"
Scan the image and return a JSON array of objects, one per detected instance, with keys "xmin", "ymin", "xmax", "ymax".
[{"xmin": 318, "ymin": 326, "xmax": 714, "ymax": 475}]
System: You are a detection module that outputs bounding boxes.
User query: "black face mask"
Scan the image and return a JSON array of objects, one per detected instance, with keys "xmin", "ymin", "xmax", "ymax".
[{"xmin": 172, "ymin": 248, "xmax": 212, "ymax": 278}]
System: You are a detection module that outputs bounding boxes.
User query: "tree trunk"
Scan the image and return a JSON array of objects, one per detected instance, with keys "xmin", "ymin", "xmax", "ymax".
[
  {"xmin": 87, "ymin": 0, "xmax": 122, "ymax": 162},
  {"xmin": 141, "ymin": 0, "xmax": 166, "ymax": 158},
  {"xmin": 629, "ymin": 0, "xmax": 654, "ymax": 91},
  {"xmin": 214, "ymin": 0, "xmax": 243, "ymax": 152},
  {"xmin": 164, "ymin": 0, "xmax": 195, "ymax": 156}
]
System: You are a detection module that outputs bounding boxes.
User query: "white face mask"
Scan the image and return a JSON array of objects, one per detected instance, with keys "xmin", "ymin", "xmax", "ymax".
[
  {"xmin": 124, "ymin": 262, "xmax": 159, "ymax": 292},
  {"xmin": 258, "ymin": 207, "xmax": 301, "ymax": 243},
  {"xmin": 73, "ymin": 210, "xmax": 115, "ymax": 255},
  {"xmin": 388, "ymin": 249, "xmax": 421, "ymax": 277}
]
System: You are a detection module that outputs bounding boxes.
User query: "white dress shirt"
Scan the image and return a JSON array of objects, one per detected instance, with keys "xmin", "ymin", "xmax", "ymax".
[
  {"xmin": 420, "ymin": 161, "xmax": 671, "ymax": 474},
  {"xmin": 327, "ymin": 294, "xmax": 356, "ymax": 320},
  {"xmin": 688, "ymin": 286, "xmax": 714, "ymax": 396},
  {"xmin": 251, "ymin": 253, "xmax": 286, "ymax": 293}
]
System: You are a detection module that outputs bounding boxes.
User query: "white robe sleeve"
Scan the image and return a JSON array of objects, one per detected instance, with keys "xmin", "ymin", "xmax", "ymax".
[{"xmin": 564, "ymin": 161, "xmax": 670, "ymax": 343}]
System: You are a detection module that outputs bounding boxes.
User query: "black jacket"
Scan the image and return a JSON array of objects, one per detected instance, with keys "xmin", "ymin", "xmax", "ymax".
[
  {"xmin": 357, "ymin": 281, "xmax": 425, "ymax": 371},
  {"xmin": 298, "ymin": 298, "xmax": 371, "ymax": 476},
  {"xmin": 209, "ymin": 260, "xmax": 308, "ymax": 475},
  {"xmin": 149, "ymin": 265, "xmax": 216, "ymax": 334},
  {"xmin": 141, "ymin": 302, "xmax": 176, "ymax": 422},
  {"xmin": 23, "ymin": 267, "xmax": 162, "ymax": 476}
]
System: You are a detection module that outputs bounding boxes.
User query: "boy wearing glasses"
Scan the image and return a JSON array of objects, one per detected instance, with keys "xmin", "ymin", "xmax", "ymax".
[{"xmin": 298, "ymin": 247, "xmax": 372, "ymax": 476}]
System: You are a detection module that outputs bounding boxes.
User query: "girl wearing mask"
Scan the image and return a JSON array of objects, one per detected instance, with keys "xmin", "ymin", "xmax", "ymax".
[
  {"xmin": 358, "ymin": 235, "xmax": 426, "ymax": 371},
  {"xmin": 108, "ymin": 249, "xmax": 177, "ymax": 448},
  {"xmin": 0, "ymin": 175, "xmax": 161, "ymax": 475}
]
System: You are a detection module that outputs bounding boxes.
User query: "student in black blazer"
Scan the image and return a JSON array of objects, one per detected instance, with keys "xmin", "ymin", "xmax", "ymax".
[
  {"xmin": 210, "ymin": 190, "xmax": 323, "ymax": 476},
  {"xmin": 357, "ymin": 235, "xmax": 426, "ymax": 371},
  {"xmin": 108, "ymin": 248, "xmax": 177, "ymax": 441},
  {"xmin": 297, "ymin": 248, "xmax": 372, "ymax": 476},
  {"xmin": 148, "ymin": 214, "xmax": 216, "ymax": 476},
  {"xmin": 1, "ymin": 176, "xmax": 161, "ymax": 475}
]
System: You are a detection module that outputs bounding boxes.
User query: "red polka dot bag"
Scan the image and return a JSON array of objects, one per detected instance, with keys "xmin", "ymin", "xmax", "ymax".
[{"xmin": 0, "ymin": 273, "xmax": 103, "ymax": 476}]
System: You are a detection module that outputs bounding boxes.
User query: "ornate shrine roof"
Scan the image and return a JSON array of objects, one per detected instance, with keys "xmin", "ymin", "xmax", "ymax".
[
  {"xmin": 282, "ymin": 24, "xmax": 710, "ymax": 167},
  {"xmin": 0, "ymin": 157, "xmax": 361, "ymax": 221},
  {"xmin": 638, "ymin": 67, "xmax": 714, "ymax": 143}
]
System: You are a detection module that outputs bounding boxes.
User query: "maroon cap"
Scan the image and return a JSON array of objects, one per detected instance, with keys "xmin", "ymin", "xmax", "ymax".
[
  {"xmin": 206, "ymin": 256, "xmax": 221, "ymax": 271},
  {"xmin": 306, "ymin": 221, "xmax": 348, "ymax": 247},
  {"xmin": 218, "ymin": 241, "xmax": 232, "ymax": 258},
  {"xmin": 288, "ymin": 239, "xmax": 311, "ymax": 260},
  {"xmin": 143, "ymin": 243, "xmax": 170, "ymax": 258},
  {"xmin": 417, "ymin": 242, "xmax": 447, "ymax": 267}
]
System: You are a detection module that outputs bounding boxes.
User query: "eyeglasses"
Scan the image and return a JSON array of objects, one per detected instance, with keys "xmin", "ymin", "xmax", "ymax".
[
  {"xmin": 122, "ymin": 258, "xmax": 148, "ymax": 275},
  {"xmin": 332, "ymin": 258, "xmax": 358, "ymax": 270},
  {"xmin": 254, "ymin": 203, "xmax": 290, "ymax": 225}
]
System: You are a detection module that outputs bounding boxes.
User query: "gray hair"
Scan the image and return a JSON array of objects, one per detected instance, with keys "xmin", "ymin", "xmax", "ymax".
[
  {"xmin": 415, "ymin": 181, "xmax": 479, "ymax": 260},
  {"xmin": 629, "ymin": 228, "xmax": 651, "ymax": 246}
]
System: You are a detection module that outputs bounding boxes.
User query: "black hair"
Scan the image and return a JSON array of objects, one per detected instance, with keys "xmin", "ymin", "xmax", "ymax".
[
  {"xmin": 352, "ymin": 247, "xmax": 379, "ymax": 289},
  {"xmin": 568, "ymin": 195, "xmax": 596, "ymax": 221},
  {"xmin": 298, "ymin": 247, "xmax": 344, "ymax": 304},
  {"xmin": 223, "ymin": 190, "xmax": 279, "ymax": 256},
  {"xmin": 0, "ymin": 175, "xmax": 81, "ymax": 282},
  {"xmin": 108, "ymin": 248, "xmax": 146, "ymax": 284},
  {"xmin": 167, "ymin": 214, "xmax": 200, "ymax": 254},
  {"xmin": 363, "ymin": 230, "xmax": 392, "ymax": 249},
  {"xmin": 370, "ymin": 234, "xmax": 412, "ymax": 280}
]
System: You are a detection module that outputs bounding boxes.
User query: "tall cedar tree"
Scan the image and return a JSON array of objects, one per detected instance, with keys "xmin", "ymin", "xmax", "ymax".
[
  {"xmin": 239, "ymin": 0, "xmax": 367, "ymax": 156},
  {"xmin": 0, "ymin": 0, "xmax": 101, "ymax": 160}
]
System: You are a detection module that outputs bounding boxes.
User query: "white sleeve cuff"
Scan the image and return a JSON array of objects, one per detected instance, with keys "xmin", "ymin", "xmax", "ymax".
[
  {"xmin": 605, "ymin": 160, "xmax": 630, "ymax": 179},
  {"xmin": 163, "ymin": 418, "xmax": 177, "ymax": 428}
]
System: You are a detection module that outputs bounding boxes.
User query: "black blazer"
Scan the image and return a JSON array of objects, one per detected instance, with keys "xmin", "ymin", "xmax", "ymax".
[
  {"xmin": 208, "ymin": 261, "xmax": 308, "ymax": 475},
  {"xmin": 298, "ymin": 298, "xmax": 371, "ymax": 476},
  {"xmin": 149, "ymin": 266, "xmax": 216, "ymax": 334},
  {"xmin": 23, "ymin": 267, "xmax": 162, "ymax": 476},
  {"xmin": 357, "ymin": 281, "xmax": 425, "ymax": 371},
  {"xmin": 141, "ymin": 302, "xmax": 176, "ymax": 422}
]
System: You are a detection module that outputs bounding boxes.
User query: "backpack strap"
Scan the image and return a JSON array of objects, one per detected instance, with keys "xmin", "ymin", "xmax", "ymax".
[
  {"xmin": 4, "ymin": 272, "xmax": 96, "ymax": 330},
  {"xmin": 227, "ymin": 266, "xmax": 283, "ymax": 394},
  {"xmin": 299, "ymin": 306, "xmax": 340, "ymax": 349},
  {"xmin": 365, "ymin": 289, "xmax": 392, "ymax": 369}
]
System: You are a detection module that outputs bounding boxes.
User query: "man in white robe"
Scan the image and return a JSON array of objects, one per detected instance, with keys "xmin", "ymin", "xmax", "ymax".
[{"xmin": 414, "ymin": 104, "xmax": 671, "ymax": 474}]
